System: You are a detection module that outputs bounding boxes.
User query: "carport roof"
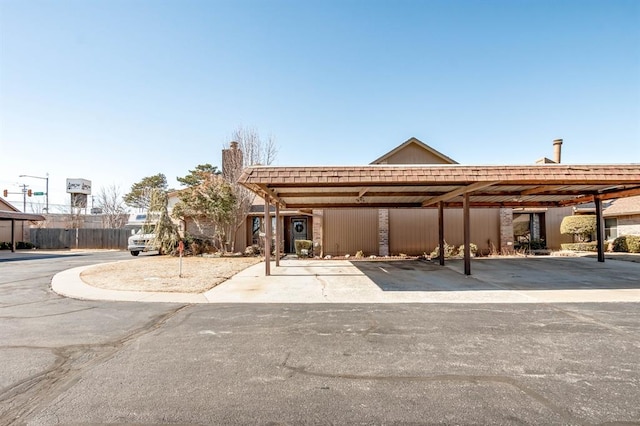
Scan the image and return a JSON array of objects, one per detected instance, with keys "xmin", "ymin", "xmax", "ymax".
[
  {"xmin": 239, "ymin": 164, "xmax": 640, "ymax": 209},
  {"xmin": 0, "ymin": 210, "xmax": 45, "ymax": 221}
]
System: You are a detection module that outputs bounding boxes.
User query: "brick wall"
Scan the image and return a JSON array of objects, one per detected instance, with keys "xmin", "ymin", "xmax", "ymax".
[
  {"xmin": 312, "ymin": 209, "xmax": 323, "ymax": 257},
  {"xmin": 618, "ymin": 215, "xmax": 640, "ymax": 236},
  {"xmin": 499, "ymin": 208, "xmax": 514, "ymax": 254},
  {"xmin": 378, "ymin": 209, "xmax": 389, "ymax": 256}
]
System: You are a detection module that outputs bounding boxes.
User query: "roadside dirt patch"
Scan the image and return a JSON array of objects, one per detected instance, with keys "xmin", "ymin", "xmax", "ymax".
[{"xmin": 80, "ymin": 256, "xmax": 262, "ymax": 293}]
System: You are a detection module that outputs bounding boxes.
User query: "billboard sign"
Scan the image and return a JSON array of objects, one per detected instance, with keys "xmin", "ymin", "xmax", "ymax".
[{"xmin": 66, "ymin": 178, "xmax": 92, "ymax": 195}]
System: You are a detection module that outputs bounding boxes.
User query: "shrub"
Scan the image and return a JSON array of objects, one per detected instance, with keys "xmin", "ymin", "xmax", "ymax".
[
  {"xmin": 184, "ymin": 236, "xmax": 216, "ymax": 256},
  {"xmin": 430, "ymin": 241, "xmax": 457, "ymax": 259},
  {"xmin": 560, "ymin": 215, "xmax": 596, "ymax": 242},
  {"xmin": 612, "ymin": 235, "xmax": 640, "ymax": 253},
  {"xmin": 0, "ymin": 241, "xmax": 35, "ymax": 250},
  {"xmin": 516, "ymin": 239, "xmax": 547, "ymax": 251},
  {"xmin": 561, "ymin": 242, "xmax": 598, "ymax": 252},
  {"xmin": 294, "ymin": 239, "xmax": 313, "ymax": 257},
  {"xmin": 243, "ymin": 244, "xmax": 260, "ymax": 257},
  {"xmin": 355, "ymin": 250, "xmax": 364, "ymax": 258},
  {"xmin": 457, "ymin": 243, "xmax": 478, "ymax": 257}
]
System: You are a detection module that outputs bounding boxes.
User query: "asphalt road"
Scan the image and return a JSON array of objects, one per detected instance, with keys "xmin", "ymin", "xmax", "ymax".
[{"xmin": 1, "ymin": 251, "xmax": 639, "ymax": 425}]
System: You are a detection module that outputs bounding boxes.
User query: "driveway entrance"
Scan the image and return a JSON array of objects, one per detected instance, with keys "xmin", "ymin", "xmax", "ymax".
[{"xmin": 204, "ymin": 256, "xmax": 640, "ymax": 304}]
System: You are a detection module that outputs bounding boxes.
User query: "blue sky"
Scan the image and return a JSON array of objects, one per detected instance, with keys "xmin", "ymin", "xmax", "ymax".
[{"xmin": 1, "ymin": 0, "xmax": 639, "ymax": 211}]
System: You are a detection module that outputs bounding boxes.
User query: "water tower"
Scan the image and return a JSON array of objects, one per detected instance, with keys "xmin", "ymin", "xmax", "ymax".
[{"xmin": 66, "ymin": 178, "xmax": 92, "ymax": 214}]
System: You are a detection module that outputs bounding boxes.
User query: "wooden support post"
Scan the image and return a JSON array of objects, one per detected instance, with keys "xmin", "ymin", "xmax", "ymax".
[
  {"xmin": 264, "ymin": 194, "xmax": 271, "ymax": 276},
  {"xmin": 595, "ymin": 196, "xmax": 605, "ymax": 263},
  {"xmin": 10, "ymin": 219, "xmax": 15, "ymax": 253},
  {"xmin": 438, "ymin": 201, "xmax": 445, "ymax": 266},
  {"xmin": 463, "ymin": 192, "xmax": 471, "ymax": 275},
  {"xmin": 275, "ymin": 203, "xmax": 280, "ymax": 267}
]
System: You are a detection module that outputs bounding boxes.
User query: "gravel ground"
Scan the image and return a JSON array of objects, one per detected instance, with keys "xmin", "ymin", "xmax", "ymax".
[{"xmin": 80, "ymin": 255, "xmax": 262, "ymax": 293}]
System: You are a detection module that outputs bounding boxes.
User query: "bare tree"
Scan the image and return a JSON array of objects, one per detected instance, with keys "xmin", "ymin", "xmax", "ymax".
[
  {"xmin": 96, "ymin": 185, "xmax": 129, "ymax": 228},
  {"xmin": 222, "ymin": 126, "xmax": 277, "ymax": 252}
]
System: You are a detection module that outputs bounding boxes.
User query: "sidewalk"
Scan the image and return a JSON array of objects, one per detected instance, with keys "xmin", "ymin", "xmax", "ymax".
[{"xmin": 52, "ymin": 257, "xmax": 640, "ymax": 304}]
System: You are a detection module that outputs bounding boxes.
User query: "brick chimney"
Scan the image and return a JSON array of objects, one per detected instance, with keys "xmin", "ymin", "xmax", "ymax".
[
  {"xmin": 222, "ymin": 141, "xmax": 243, "ymax": 181},
  {"xmin": 553, "ymin": 139, "xmax": 563, "ymax": 164}
]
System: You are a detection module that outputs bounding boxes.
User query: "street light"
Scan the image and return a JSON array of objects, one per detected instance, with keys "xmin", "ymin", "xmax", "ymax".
[{"xmin": 19, "ymin": 173, "xmax": 49, "ymax": 213}]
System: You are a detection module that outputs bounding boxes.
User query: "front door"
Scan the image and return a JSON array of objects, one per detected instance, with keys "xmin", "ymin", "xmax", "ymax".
[{"xmin": 290, "ymin": 218, "xmax": 308, "ymax": 252}]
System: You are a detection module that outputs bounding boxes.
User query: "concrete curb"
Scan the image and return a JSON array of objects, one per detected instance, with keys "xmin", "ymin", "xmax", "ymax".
[{"xmin": 51, "ymin": 259, "xmax": 640, "ymax": 304}]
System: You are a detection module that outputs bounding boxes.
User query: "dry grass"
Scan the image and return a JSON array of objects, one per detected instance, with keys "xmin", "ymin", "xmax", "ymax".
[{"xmin": 80, "ymin": 255, "xmax": 262, "ymax": 293}]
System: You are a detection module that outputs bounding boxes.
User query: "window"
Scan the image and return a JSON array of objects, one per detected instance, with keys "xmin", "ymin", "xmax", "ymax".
[
  {"xmin": 605, "ymin": 218, "xmax": 618, "ymax": 240},
  {"xmin": 250, "ymin": 216, "xmax": 276, "ymax": 245},
  {"xmin": 251, "ymin": 217, "xmax": 261, "ymax": 245}
]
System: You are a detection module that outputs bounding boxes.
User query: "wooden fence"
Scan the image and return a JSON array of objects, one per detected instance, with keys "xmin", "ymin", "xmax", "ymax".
[{"xmin": 30, "ymin": 228, "xmax": 130, "ymax": 250}]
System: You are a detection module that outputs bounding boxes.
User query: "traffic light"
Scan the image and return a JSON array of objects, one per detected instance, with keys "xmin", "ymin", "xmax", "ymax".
[
  {"xmin": 27, "ymin": 189, "xmax": 32, "ymax": 197},
  {"xmin": 2, "ymin": 189, "xmax": 7, "ymax": 197}
]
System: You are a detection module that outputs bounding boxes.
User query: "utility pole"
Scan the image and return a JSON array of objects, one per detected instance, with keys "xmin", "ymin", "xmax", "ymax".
[{"xmin": 21, "ymin": 184, "xmax": 28, "ymax": 211}]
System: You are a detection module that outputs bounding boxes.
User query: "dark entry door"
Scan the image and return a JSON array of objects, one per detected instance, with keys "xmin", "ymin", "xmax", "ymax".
[{"xmin": 290, "ymin": 218, "xmax": 308, "ymax": 251}]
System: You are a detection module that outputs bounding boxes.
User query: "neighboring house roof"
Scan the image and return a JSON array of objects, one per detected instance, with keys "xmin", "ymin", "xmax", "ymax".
[
  {"xmin": 0, "ymin": 198, "xmax": 45, "ymax": 221},
  {"xmin": 0, "ymin": 197, "xmax": 20, "ymax": 212},
  {"xmin": 603, "ymin": 195, "xmax": 640, "ymax": 217},
  {"xmin": 535, "ymin": 157, "xmax": 556, "ymax": 164},
  {"xmin": 370, "ymin": 137, "xmax": 458, "ymax": 165},
  {"xmin": 0, "ymin": 210, "xmax": 45, "ymax": 221},
  {"xmin": 571, "ymin": 196, "xmax": 640, "ymax": 217}
]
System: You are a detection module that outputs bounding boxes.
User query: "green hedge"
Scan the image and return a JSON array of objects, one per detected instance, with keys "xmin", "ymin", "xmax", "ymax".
[
  {"xmin": 612, "ymin": 235, "xmax": 640, "ymax": 253},
  {"xmin": 0, "ymin": 241, "xmax": 36, "ymax": 250},
  {"xmin": 560, "ymin": 215, "xmax": 596, "ymax": 241},
  {"xmin": 560, "ymin": 242, "xmax": 598, "ymax": 252}
]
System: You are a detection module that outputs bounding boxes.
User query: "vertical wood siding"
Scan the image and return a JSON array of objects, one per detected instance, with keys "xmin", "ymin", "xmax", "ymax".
[
  {"xmin": 389, "ymin": 208, "xmax": 500, "ymax": 255},
  {"xmin": 544, "ymin": 206, "xmax": 574, "ymax": 250},
  {"xmin": 324, "ymin": 209, "xmax": 379, "ymax": 256}
]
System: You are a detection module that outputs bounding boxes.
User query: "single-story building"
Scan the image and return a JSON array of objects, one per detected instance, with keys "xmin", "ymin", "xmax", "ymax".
[
  {"xmin": 239, "ymin": 138, "xmax": 575, "ymax": 256},
  {"xmin": 238, "ymin": 146, "xmax": 640, "ymax": 275},
  {"xmin": 0, "ymin": 197, "xmax": 45, "ymax": 251}
]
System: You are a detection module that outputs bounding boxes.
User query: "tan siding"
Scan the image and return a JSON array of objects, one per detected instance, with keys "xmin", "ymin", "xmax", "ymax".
[
  {"xmin": 233, "ymin": 221, "xmax": 247, "ymax": 252},
  {"xmin": 377, "ymin": 144, "xmax": 451, "ymax": 164},
  {"xmin": 324, "ymin": 209, "xmax": 378, "ymax": 256},
  {"xmin": 545, "ymin": 207, "xmax": 574, "ymax": 249},
  {"xmin": 389, "ymin": 208, "xmax": 500, "ymax": 255}
]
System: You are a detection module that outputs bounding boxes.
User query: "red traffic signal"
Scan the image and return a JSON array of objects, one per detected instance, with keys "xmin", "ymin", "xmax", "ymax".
[
  {"xmin": 2, "ymin": 189, "xmax": 7, "ymax": 197},
  {"xmin": 27, "ymin": 189, "xmax": 32, "ymax": 197}
]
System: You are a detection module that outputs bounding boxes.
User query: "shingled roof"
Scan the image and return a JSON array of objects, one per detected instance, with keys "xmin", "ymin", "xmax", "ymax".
[
  {"xmin": 239, "ymin": 164, "xmax": 640, "ymax": 209},
  {"xmin": 603, "ymin": 195, "xmax": 640, "ymax": 217}
]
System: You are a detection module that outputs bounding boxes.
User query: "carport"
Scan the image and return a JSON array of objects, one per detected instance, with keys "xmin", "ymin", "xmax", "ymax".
[
  {"xmin": 239, "ymin": 164, "xmax": 640, "ymax": 276},
  {"xmin": 0, "ymin": 210, "xmax": 45, "ymax": 252}
]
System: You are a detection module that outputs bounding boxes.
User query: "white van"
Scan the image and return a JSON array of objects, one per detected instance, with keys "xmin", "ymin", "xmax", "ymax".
[{"xmin": 125, "ymin": 213, "xmax": 159, "ymax": 256}]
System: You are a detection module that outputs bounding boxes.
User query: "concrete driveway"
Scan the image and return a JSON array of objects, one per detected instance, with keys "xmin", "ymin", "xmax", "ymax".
[{"xmin": 202, "ymin": 256, "xmax": 640, "ymax": 304}]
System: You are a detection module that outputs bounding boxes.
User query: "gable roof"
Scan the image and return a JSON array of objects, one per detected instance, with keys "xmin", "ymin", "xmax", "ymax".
[
  {"xmin": 535, "ymin": 157, "xmax": 557, "ymax": 164},
  {"xmin": 370, "ymin": 137, "xmax": 458, "ymax": 165},
  {"xmin": 0, "ymin": 197, "xmax": 20, "ymax": 212}
]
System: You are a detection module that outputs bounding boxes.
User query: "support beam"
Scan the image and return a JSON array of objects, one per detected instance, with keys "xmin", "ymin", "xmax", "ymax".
[
  {"xmin": 358, "ymin": 187, "xmax": 370, "ymax": 198},
  {"xmin": 463, "ymin": 192, "xmax": 471, "ymax": 275},
  {"xmin": 422, "ymin": 181, "xmax": 499, "ymax": 207},
  {"xmin": 258, "ymin": 184, "xmax": 286, "ymax": 208},
  {"xmin": 559, "ymin": 186, "xmax": 640, "ymax": 206},
  {"xmin": 264, "ymin": 194, "xmax": 271, "ymax": 276},
  {"xmin": 275, "ymin": 203, "xmax": 280, "ymax": 267},
  {"xmin": 438, "ymin": 201, "xmax": 445, "ymax": 266},
  {"xmin": 595, "ymin": 196, "xmax": 605, "ymax": 263},
  {"xmin": 519, "ymin": 185, "xmax": 566, "ymax": 196}
]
